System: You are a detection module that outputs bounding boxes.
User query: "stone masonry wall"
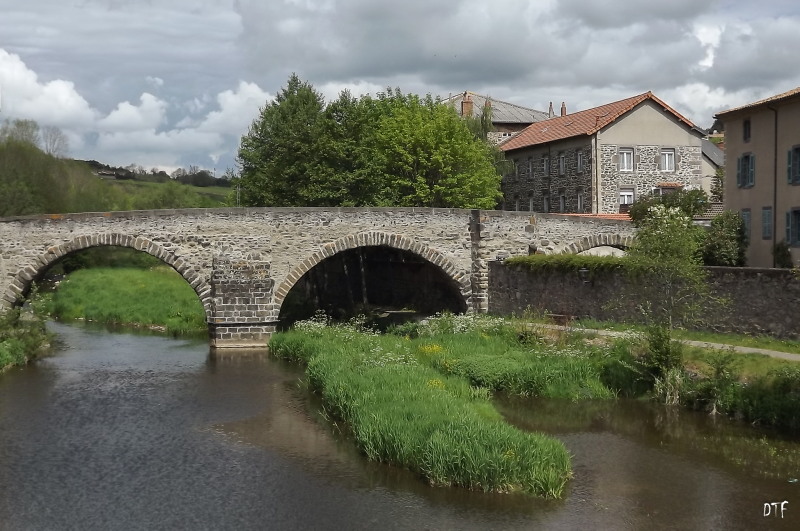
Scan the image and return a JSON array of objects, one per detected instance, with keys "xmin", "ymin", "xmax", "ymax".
[
  {"xmin": 0, "ymin": 208, "xmax": 635, "ymax": 347},
  {"xmin": 600, "ymin": 144, "xmax": 702, "ymax": 213},
  {"xmin": 489, "ymin": 262, "xmax": 800, "ymax": 339}
]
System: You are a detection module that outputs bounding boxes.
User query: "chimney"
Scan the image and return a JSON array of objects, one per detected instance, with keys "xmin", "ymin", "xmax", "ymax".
[
  {"xmin": 461, "ymin": 91, "xmax": 473, "ymax": 117},
  {"xmin": 548, "ymin": 101, "xmax": 554, "ymax": 118},
  {"xmin": 560, "ymin": 102, "xmax": 567, "ymax": 117}
]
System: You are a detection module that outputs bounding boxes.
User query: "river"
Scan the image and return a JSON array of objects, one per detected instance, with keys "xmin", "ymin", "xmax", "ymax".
[{"xmin": 0, "ymin": 322, "xmax": 797, "ymax": 530}]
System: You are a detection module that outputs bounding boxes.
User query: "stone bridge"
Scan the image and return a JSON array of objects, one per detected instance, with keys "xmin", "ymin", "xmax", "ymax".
[{"xmin": 0, "ymin": 208, "xmax": 634, "ymax": 348}]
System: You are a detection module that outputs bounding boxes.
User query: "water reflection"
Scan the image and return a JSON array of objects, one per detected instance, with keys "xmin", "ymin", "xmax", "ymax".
[{"xmin": 0, "ymin": 322, "xmax": 797, "ymax": 530}]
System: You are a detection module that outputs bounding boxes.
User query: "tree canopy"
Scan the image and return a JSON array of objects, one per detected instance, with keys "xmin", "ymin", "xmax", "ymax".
[
  {"xmin": 236, "ymin": 74, "xmax": 503, "ymax": 208},
  {"xmin": 628, "ymin": 188, "xmax": 709, "ymax": 227}
]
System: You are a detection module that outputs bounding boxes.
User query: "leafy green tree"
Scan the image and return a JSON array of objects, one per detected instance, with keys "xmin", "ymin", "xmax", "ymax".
[
  {"xmin": 702, "ymin": 210, "xmax": 747, "ymax": 266},
  {"xmin": 628, "ymin": 188, "xmax": 709, "ymax": 227},
  {"xmin": 236, "ymin": 75, "xmax": 502, "ymax": 208},
  {"xmin": 625, "ymin": 205, "xmax": 711, "ymax": 394},
  {"xmin": 237, "ymin": 73, "xmax": 331, "ymax": 206}
]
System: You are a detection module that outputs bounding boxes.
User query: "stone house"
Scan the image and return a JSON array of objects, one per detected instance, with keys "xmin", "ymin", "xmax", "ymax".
[
  {"xmin": 715, "ymin": 87, "xmax": 800, "ymax": 267},
  {"xmin": 442, "ymin": 91, "xmax": 549, "ymax": 144},
  {"xmin": 499, "ymin": 91, "xmax": 705, "ymax": 214}
]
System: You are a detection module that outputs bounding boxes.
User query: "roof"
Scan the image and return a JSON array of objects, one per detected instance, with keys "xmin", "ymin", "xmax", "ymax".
[
  {"xmin": 563, "ymin": 213, "xmax": 631, "ymax": 222},
  {"xmin": 695, "ymin": 202, "xmax": 725, "ymax": 220},
  {"xmin": 715, "ymin": 86, "xmax": 800, "ymax": 117},
  {"xmin": 442, "ymin": 91, "xmax": 549, "ymax": 124},
  {"xmin": 701, "ymin": 138, "xmax": 724, "ymax": 167},
  {"xmin": 500, "ymin": 91, "xmax": 697, "ymax": 152}
]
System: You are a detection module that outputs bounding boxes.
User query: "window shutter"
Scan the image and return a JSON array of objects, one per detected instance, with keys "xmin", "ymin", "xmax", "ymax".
[
  {"xmin": 749, "ymin": 155, "xmax": 755, "ymax": 186},
  {"xmin": 787, "ymin": 211, "xmax": 792, "ymax": 244},
  {"xmin": 789, "ymin": 150, "xmax": 794, "ymax": 184},
  {"xmin": 736, "ymin": 157, "xmax": 742, "ymax": 187}
]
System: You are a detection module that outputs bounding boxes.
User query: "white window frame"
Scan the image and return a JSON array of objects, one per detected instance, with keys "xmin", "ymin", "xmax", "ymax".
[
  {"xmin": 529, "ymin": 195, "xmax": 535, "ymax": 212},
  {"xmin": 577, "ymin": 151, "xmax": 584, "ymax": 173},
  {"xmin": 619, "ymin": 187, "xmax": 635, "ymax": 205},
  {"xmin": 559, "ymin": 193, "xmax": 566, "ymax": 213},
  {"xmin": 619, "ymin": 148, "xmax": 634, "ymax": 172},
  {"xmin": 558, "ymin": 153, "xmax": 566, "ymax": 175},
  {"xmin": 543, "ymin": 193, "xmax": 550, "ymax": 213},
  {"xmin": 543, "ymin": 156, "xmax": 550, "ymax": 177},
  {"xmin": 577, "ymin": 190, "xmax": 584, "ymax": 211},
  {"xmin": 661, "ymin": 148, "xmax": 675, "ymax": 172}
]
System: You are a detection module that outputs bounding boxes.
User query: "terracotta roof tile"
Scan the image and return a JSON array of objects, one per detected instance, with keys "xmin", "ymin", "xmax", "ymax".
[
  {"xmin": 563, "ymin": 213, "xmax": 631, "ymax": 221},
  {"xmin": 500, "ymin": 91, "xmax": 697, "ymax": 152},
  {"xmin": 715, "ymin": 86, "xmax": 800, "ymax": 117}
]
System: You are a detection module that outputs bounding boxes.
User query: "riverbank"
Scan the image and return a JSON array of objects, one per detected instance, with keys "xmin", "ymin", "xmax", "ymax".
[{"xmin": 0, "ymin": 308, "xmax": 50, "ymax": 372}]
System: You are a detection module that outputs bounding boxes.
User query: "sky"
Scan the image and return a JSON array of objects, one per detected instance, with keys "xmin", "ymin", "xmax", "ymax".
[{"xmin": 1, "ymin": 0, "xmax": 800, "ymax": 174}]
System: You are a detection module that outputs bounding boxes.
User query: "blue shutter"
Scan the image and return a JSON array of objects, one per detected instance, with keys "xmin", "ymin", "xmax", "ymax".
[
  {"xmin": 789, "ymin": 150, "xmax": 794, "ymax": 184},
  {"xmin": 736, "ymin": 157, "xmax": 742, "ymax": 187},
  {"xmin": 749, "ymin": 155, "xmax": 756, "ymax": 186}
]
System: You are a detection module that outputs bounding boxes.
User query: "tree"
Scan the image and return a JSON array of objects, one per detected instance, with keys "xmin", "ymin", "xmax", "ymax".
[
  {"xmin": 702, "ymin": 210, "xmax": 747, "ymax": 266},
  {"xmin": 237, "ymin": 73, "xmax": 330, "ymax": 206},
  {"xmin": 628, "ymin": 188, "xmax": 709, "ymax": 227},
  {"xmin": 41, "ymin": 125, "xmax": 69, "ymax": 158},
  {"xmin": 625, "ymin": 205, "xmax": 711, "ymax": 391},
  {"xmin": 236, "ymin": 75, "xmax": 503, "ymax": 208},
  {"xmin": 0, "ymin": 119, "xmax": 40, "ymax": 147},
  {"xmin": 710, "ymin": 167, "xmax": 724, "ymax": 202}
]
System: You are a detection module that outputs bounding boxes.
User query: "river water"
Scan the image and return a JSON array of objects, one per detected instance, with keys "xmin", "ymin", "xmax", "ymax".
[{"xmin": 0, "ymin": 322, "xmax": 798, "ymax": 530}]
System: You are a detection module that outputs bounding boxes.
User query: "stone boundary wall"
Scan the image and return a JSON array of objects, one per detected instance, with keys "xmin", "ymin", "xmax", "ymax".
[{"xmin": 488, "ymin": 262, "xmax": 800, "ymax": 339}]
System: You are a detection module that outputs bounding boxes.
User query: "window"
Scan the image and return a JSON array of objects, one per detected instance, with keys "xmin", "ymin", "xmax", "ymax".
[
  {"xmin": 529, "ymin": 195, "xmax": 535, "ymax": 212},
  {"xmin": 787, "ymin": 209, "xmax": 800, "ymax": 245},
  {"xmin": 788, "ymin": 147, "xmax": 800, "ymax": 184},
  {"xmin": 577, "ymin": 151, "xmax": 584, "ymax": 173},
  {"xmin": 762, "ymin": 207, "xmax": 773, "ymax": 240},
  {"xmin": 619, "ymin": 148, "xmax": 634, "ymax": 172},
  {"xmin": 543, "ymin": 156, "xmax": 550, "ymax": 177},
  {"xmin": 660, "ymin": 148, "xmax": 675, "ymax": 172},
  {"xmin": 513, "ymin": 159, "xmax": 520, "ymax": 180},
  {"xmin": 542, "ymin": 192, "xmax": 550, "ymax": 213},
  {"xmin": 558, "ymin": 153, "xmax": 566, "ymax": 175},
  {"xmin": 737, "ymin": 153, "xmax": 755, "ymax": 188},
  {"xmin": 619, "ymin": 187, "xmax": 635, "ymax": 205},
  {"xmin": 558, "ymin": 189, "xmax": 566, "ymax": 212},
  {"xmin": 527, "ymin": 157, "xmax": 533, "ymax": 179},
  {"xmin": 741, "ymin": 209, "xmax": 751, "ymax": 241},
  {"xmin": 577, "ymin": 189, "xmax": 584, "ymax": 212},
  {"xmin": 514, "ymin": 197, "xmax": 520, "ymax": 211},
  {"xmin": 743, "ymin": 119, "xmax": 751, "ymax": 143}
]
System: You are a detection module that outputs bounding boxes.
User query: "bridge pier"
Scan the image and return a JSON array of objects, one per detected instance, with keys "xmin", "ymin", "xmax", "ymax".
[{"xmin": 209, "ymin": 322, "xmax": 278, "ymax": 349}]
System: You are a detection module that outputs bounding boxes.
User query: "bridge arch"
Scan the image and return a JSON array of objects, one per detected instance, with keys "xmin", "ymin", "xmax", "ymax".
[
  {"xmin": 546, "ymin": 233, "xmax": 634, "ymax": 255},
  {"xmin": 273, "ymin": 231, "xmax": 472, "ymax": 314},
  {"xmin": 4, "ymin": 233, "xmax": 213, "ymax": 320}
]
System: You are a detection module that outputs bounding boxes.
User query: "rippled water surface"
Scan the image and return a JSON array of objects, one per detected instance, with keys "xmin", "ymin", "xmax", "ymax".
[{"xmin": 0, "ymin": 322, "xmax": 798, "ymax": 530}]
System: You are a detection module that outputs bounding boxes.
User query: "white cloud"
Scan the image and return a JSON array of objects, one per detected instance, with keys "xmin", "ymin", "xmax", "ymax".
[
  {"xmin": 196, "ymin": 81, "xmax": 272, "ymax": 136},
  {"xmin": 97, "ymin": 93, "xmax": 168, "ymax": 133}
]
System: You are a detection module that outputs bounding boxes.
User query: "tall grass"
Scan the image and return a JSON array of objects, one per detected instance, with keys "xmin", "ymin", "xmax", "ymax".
[
  {"xmin": 270, "ymin": 317, "xmax": 573, "ymax": 498},
  {"xmin": 41, "ymin": 266, "xmax": 206, "ymax": 334}
]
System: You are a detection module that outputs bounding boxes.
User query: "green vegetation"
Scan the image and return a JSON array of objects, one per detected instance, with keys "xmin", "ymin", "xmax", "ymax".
[
  {"xmin": 506, "ymin": 254, "xmax": 625, "ymax": 274},
  {"xmin": 0, "ymin": 307, "xmax": 50, "ymax": 372},
  {"xmin": 270, "ymin": 314, "xmax": 574, "ymax": 497},
  {"xmin": 0, "ymin": 128, "xmax": 229, "ymax": 217},
  {"xmin": 38, "ymin": 266, "xmax": 206, "ymax": 335},
  {"xmin": 236, "ymin": 74, "xmax": 503, "ymax": 209},
  {"xmin": 702, "ymin": 210, "xmax": 747, "ymax": 266}
]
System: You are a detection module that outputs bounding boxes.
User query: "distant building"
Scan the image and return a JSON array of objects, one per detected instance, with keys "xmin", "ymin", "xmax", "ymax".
[
  {"xmin": 499, "ymin": 91, "xmax": 705, "ymax": 215},
  {"xmin": 715, "ymin": 86, "xmax": 800, "ymax": 267},
  {"xmin": 442, "ymin": 91, "xmax": 549, "ymax": 144}
]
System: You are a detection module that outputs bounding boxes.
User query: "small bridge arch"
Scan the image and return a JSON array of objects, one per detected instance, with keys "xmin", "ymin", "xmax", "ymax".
[
  {"xmin": 5, "ymin": 233, "xmax": 213, "ymax": 320},
  {"xmin": 545, "ymin": 233, "xmax": 634, "ymax": 255}
]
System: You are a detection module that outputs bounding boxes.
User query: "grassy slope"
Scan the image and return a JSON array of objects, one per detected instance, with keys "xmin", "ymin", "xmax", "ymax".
[{"xmin": 44, "ymin": 266, "xmax": 206, "ymax": 334}]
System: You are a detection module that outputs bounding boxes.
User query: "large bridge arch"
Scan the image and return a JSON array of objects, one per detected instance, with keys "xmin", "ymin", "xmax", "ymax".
[
  {"xmin": 272, "ymin": 231, "xmax": 472, "ymax": 315},
  {"xmin": 4, "ymin": 233, "xmax": 213, "ymax": 320}
]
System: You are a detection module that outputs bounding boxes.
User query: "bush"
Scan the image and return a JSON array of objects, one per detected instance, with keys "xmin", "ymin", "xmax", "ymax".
[{"xmin": 702, "ymin": 210, "xmax": 747, "ymax": 266}]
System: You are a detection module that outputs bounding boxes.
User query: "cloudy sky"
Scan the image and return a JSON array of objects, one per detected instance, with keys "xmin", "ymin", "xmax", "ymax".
[{"xmin": 1, "ymin": 0, "xmax": 799, "ymax": 174}]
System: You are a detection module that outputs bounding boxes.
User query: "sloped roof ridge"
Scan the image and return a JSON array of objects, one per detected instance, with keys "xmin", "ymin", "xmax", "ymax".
[
  {"xmin": 442, "ymin": 91, "xmax": 546, "ymax": 114},
  {"xmin": 715, "ymin": 86, "xmax": 800, "ymax": 117},
  {"xmin": 500, "ymin": 91, "xmax": 697, "ymax": 152}
]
